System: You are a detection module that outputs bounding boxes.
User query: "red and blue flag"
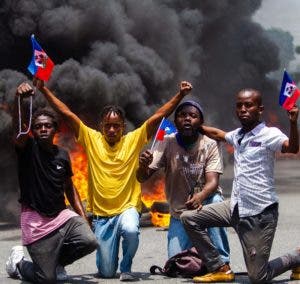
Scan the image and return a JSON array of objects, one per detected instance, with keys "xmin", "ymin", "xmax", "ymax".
[
  {"xmin": 27, "ymin": 35, "xmax": 54, "ymax": 81},
  {"xmin": 150, "ymin": 117, "xmax": 176, "ymax": 151},
  {"xmin": 155, "ymin": 117, "xmax": 177, "ymax": 141},
  {"xmin": 279, "ymin": 70, "xmax": 300, "ymax": 110}
]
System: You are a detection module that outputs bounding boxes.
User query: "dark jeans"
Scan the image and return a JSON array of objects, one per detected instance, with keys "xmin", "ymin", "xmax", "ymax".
[
  {"xmin": 181, "ymin": 200, "xmax": 300, "ymax": 283},
  {"xmin": 18, "ymin": 216, "xmax": 98, "ymax": 284}
]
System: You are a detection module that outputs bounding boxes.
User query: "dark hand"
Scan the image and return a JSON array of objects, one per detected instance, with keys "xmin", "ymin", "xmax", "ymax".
[
  {"xmin": 16, "ymin": 82, "xmax": 34, "ymax": 98},
  {"xmin": 288, "ymin": 105, "xmax": 299, "ymax": 123},
  {"xmin": 32, "ymin": 77, "xmax": 45, "ymax": 90},
  {"xmin": 179, "ymin": 81, "xmax": 193, "ymax": 96},
  {"xmin": 185, "ymin": 192, "xmax": 203, "ymax": 211},
  {"xmin": 139, "ymin": 150, "xmax": 153, "ymax": 168}
]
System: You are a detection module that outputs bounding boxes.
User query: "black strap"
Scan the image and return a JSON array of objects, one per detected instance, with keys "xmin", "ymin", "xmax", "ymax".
[{"xmin": 150, "ymin": 265, "xmax": 165, "ymax": 275}]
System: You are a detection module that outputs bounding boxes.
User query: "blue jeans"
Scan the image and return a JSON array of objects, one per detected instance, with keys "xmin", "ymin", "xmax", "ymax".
[
  {"xmin": 92, "ymin": 207, "xmax": 140, "ymax": 278},
  {"xmin": 168, "ymin": 193, "xmax": 230, "ymax": 263}
]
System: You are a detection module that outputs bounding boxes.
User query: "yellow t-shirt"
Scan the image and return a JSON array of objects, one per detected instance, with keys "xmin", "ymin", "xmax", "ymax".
[{"xmin": 77, "ymin": 121, "xmax": 149, "ymax": 217}]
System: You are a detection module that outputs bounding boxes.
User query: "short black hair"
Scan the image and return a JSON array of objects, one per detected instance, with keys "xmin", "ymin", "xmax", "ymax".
[
  {"xmin": 99, "ymin": 105, "xmax": 125, "ymax": 122},
  {"xmin": 237, "ymin": 89, "xmax": 263, "ymax": 106},
  {"xmin": 31, "ymin": 107, "xmax": 59, "ymax": 130}
]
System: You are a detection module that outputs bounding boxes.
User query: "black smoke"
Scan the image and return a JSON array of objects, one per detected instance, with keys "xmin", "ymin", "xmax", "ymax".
[{"xmin": 0, "ymin": 0, "xmax": 288, "ymax": 221}]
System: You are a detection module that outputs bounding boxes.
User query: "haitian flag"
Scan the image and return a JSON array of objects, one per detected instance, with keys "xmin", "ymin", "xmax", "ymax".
[
  {"xmin": 155, "ymin": 117, "xmax": 177, "ymax": 141},
  {"xmin": 27, "ymin": 35, "xmax": 54, "ymax": 81},
  {"xmin": 150, "ymin": 117, "xmax": 176, "ymax": 151},
  {"xmin": 279, "ymin": 70, "xmax": 300, "ymax": 110}
]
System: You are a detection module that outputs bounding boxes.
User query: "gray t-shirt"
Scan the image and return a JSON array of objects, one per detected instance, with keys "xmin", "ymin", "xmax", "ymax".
[{"xmin": 150, "ymin": 133, "xmax": 223, "ymax": 218}]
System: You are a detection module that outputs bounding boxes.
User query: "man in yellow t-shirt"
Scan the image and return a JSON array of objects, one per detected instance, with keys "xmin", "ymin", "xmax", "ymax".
[{"xmin": 34, "ymin": 78, "xmax": 192, "ymax": 281}]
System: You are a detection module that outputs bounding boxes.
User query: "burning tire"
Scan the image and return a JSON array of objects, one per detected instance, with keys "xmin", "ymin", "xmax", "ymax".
[
  {"xmin": 150, "ymin": 201, "xmax": 170, "ymax": 227},
  {"xmin": 150, "ymin": 201, "xmax": 169, "ymax": 213}
]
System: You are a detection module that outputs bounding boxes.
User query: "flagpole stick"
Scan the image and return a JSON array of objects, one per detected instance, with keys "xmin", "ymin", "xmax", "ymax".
[
  {"xmin": 150, "ymin": 117, "xmax": 165, "ymax": 152},
  {"xmin": 150, "ymin": 139, "xmax": 156, "ymax": 152}
]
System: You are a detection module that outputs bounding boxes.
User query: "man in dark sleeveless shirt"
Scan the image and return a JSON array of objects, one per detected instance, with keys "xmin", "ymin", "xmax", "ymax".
[{"xmin": 5, "ymin": 82, "xmax": 98, "ymax": 284}]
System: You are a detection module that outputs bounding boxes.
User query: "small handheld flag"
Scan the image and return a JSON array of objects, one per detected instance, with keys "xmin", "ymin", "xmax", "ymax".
[
  {"xmin": 27, "ymin": 35, "xmax": 54, "ymax": 81},
  {"xmin": 150, "ymin": 117, "xmax": 176, "ymax": 151},
  {"xmin": 279, "ymin": 70, "xmax": 300, "ymax": 110}
]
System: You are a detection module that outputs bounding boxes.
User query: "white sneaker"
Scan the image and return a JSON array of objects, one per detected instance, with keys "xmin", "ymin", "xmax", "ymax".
[
  {"xmin": 119, "ymin": 272, "xmax": 138, "ymax": 281},
  {"xmin": 56, "ymin": 265, "xmax": 68, "ymax": 281},
  {"xmin": 5, "ymin": 245, "xmax": 24, "ymax": 279}
]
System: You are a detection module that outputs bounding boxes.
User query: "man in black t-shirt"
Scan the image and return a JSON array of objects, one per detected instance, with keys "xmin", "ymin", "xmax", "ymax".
[{"xmin": 5, "ymin": 82, "xmax": 98, "ymax": 284}]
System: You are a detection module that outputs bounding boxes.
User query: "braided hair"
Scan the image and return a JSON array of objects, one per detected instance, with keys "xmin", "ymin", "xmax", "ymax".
[{"xmin": 99, "ymin": 105, "xmax": 125, "ymax": 122}]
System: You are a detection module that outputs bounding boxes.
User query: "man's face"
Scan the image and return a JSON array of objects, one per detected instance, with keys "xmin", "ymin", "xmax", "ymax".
[
  {"xmin": 32, "ymin": 115, "xmax": 56, "ymax": 143},
  {"xmin": 100, "ymin": 112, "xmax": 125, "ymax": 146},
  {"xmin": 175, "ymin": 105, "xmax": 203, "ymax": 137},
  {"xmin": 236, "ymin": 91, "xmax": 263, "ymax": 127}
]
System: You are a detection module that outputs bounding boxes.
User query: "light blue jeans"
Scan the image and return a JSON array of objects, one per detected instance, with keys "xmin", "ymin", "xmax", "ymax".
[
  {"xmin": 168, "ymin": 193, "xmax": 230, "ymax": 263},
  {"xmin": 92, "ymin": 207, "xmax": 140, "ymax": 278}
]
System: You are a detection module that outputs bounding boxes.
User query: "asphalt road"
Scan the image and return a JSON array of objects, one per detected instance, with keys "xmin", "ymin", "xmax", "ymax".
[{"xmin": 1, "ymin": 159, "xmax": 300, "ymax": 283}]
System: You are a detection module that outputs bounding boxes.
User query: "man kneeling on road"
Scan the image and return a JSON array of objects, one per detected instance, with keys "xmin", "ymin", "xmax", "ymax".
[
  {"xmin": 6, "ymin": 82, "xmax": 98, "ymax": 284},
  {"xmin": 181, "ymin": 89, "xmax": 299, "ymax": 283}
]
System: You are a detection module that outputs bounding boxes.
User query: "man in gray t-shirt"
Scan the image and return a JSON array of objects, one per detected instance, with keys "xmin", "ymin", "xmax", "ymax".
[{"xmin": 137, "ymin": 100, "xmax": 230, "ymax": 264}]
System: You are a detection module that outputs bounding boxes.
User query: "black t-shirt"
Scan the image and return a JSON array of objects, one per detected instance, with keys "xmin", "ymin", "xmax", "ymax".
[{"xmin": 16, "ymin": 138, "xmax": 73, "ymax": 217}]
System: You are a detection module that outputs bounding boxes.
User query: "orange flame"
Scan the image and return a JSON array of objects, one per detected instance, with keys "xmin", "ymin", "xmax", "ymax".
[
  {"xmin": 142, "ymin": 176, "xmax": 170, "ymax": 227},
  {"xmin": 141, "ymin": 178, "xmax": 166, "ymax": 208},
  {"xmin": 150, "ymin": 211, "xmax": 170, "ymax": 227},
  {"xmin": 54, "ymin": 133, "xmax": 88, "ymax": 202},
  {"xmin": 69, "ymin": 144, "xmax": 88, "ymax": 201}
]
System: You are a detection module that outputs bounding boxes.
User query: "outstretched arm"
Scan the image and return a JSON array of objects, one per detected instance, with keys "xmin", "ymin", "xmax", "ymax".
[
  {"xmin": 146, "ymin": 81, "xmax": 192, "ymax": 139},
  {"xmin": 33, "ymin": 78, "xmax": 81, "ymax": 138},
  {"xmin": 281, "ymin": 105, "xmax": 299, "ymax": 153},
  {"xmin": 200, "ymin": 125, "xmax": 227, "ymax": 142},
  {"xmin": 136, "ymin": 150, "xmax": 156, "ymax": 182},
  {"xmin": 13, "ymin": 82, "xmax": 35, "ymax": 148}
]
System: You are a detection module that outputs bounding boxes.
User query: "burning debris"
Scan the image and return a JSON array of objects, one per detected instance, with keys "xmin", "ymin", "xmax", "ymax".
[
  {"xmin": 140, "ymin": 201, "xmax": 170, "ymax": 228},
  {"xmin": 150, "ymin": 201, "xmax": 170, "ymax": 228},
  {"xmin": 141, "ymin": 171, "xmax": 170, "ymax": 227}
]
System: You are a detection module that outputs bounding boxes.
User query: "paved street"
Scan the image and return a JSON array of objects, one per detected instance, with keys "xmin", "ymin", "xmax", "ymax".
[{"xmin": 1, "ymin": 159, "xmax": 300, "ymax": 283}]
